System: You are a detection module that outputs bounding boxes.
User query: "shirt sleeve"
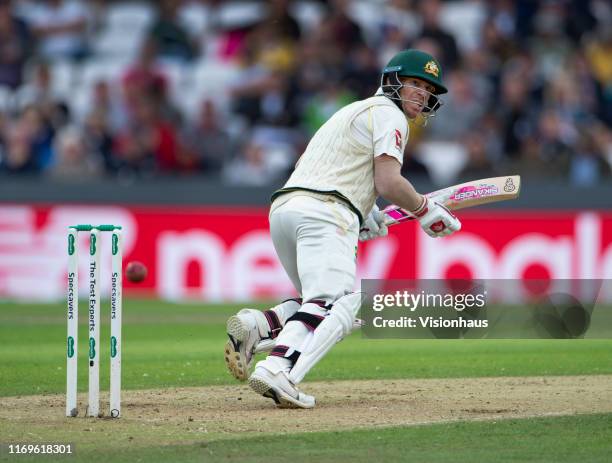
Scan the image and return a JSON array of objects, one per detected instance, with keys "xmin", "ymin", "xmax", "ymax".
[{"xmin": 371, "ymin": 105, "xmax": 409, "ymax": 164}]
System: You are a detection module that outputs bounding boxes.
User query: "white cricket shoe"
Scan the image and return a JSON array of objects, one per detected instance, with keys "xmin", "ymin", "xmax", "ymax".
[
  {"xmin": 224, "ymin": 310, "xmax": 262, "ymax": 381},
  {"xmin": 248, "ymin": 364, "xmax": 316, "ymax": 409}
]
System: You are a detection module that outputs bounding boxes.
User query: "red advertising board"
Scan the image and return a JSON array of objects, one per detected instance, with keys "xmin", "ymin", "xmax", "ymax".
[{"xmin": 1, "ymin": 205, "xmax": 611, "ymax": 301}]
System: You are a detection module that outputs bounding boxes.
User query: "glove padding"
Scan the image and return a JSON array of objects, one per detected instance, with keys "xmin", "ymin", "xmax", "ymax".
[
  {"xmin": 359, "ymin": 204, "xmax": 388, "ymax": 241},
  {"xmin": 410, "ymin": 197, "xmax": 461, "ymax": 238}
]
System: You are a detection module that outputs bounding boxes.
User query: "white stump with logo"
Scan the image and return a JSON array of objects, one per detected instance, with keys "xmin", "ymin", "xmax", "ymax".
[
  {"xmin": 66, "ymin": 228, "xmax": 78, "ymax": 417},
  {"xmin": 88, "ymin": 229, "xmax": 101, "ymax": 417},
  {"xmin": 110, "ymin": 229, "xmax": 122, "ymax": 418}
]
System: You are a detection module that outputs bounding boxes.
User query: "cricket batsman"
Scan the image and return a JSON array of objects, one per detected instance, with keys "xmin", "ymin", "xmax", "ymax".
[{"xmin": 224, "ymin": 49, "xmax": 461, "ymax": 408}]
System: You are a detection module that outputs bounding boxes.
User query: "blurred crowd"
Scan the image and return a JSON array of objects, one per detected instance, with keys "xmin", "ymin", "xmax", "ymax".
[{"xmin": 0, "ymin": 0, "xmax": 610, "ymax": 186}]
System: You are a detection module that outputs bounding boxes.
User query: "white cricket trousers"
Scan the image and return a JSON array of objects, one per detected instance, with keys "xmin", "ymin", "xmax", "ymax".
[{"xmin": 269, "ymin": 195, "xmax": 360, "ymax": 303}]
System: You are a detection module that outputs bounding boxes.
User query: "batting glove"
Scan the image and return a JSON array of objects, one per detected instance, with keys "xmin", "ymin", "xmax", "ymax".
[
  {"xmin": 409, "ymin": 197, "xmax": 461, "ymax": 238},
  {"xmin": 359, "ymin": 204, "xmax": 388, "ymax": 242}
]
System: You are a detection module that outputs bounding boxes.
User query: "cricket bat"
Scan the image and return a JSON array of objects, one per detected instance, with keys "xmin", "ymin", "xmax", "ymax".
[{"xmin": 383, "ymin": 175, "xmax": 521, "ymax": 226}]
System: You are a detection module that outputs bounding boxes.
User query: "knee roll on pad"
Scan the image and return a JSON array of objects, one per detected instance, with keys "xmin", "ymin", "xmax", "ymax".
[
  {"xmin": 274, "ymin": 298, "xmax": 302, "ymax": 323},
  {"xmin": 265, "ymin": 298, "xmax": 302, "ymax": 337},
  {"xmin": 268, "ymin": 302, "xmax": 326, "ymax": 361},
  {"xmin": 286, "ymin": 311, "xmax": 325, "ymax": 331},
  {"xmin": 286, "ymin": 302, "xmax": 327, "ymax": 331}
]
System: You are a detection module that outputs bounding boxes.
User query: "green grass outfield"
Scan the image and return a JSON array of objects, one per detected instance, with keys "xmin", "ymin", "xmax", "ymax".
[
  {"xmin": 2, "ymin": 414, "xmax": 611, "ymax": 463},
  {"xmin": 1, "ymin": 300, "xmax": 611, "ymax": 462}
]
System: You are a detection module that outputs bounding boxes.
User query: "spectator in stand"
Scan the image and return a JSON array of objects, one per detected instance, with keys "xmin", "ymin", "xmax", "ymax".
[
  {"xmin": 111, "ymin": 124, "xmax": 155, "ymax": 176},
  {"xmin": 230, "ymin": 29, "xmax": 299, "ymax": 129},
  {"xmin": 546, "ymin": 60, "xmax": 598, "ymax": 125},
  {"xmin": 113, "ymin": 97, "xmax": 181, "ymax": 175},
  {"xmin": 462, "ymin": 47, "xmax": 497, "ymax": 99},
  {"xmin": 457, "ymin": 131, "xmax": 498, "ymax": 179},
  {"xmin": 122, "ymin": 40, "xmax": 167, "ymax": 110},
  {"xmin": 377, "ymin": 23, "xmax": 410, "ymax": 72},
  {"xmin": 480, "ymin": 18, "xmax": 519, "ymax": 64},
  {"xmin": 528, "ymin": 2, "xmax": 575, "ymax": 81},
  {"xmin": 488, "ymin": 0, "xmax": 518, "ymax": 41},
  {"xmin": 518, "ymin": 108, "xmax": 573, "ymax": 178},
  {"xmin": 585, "ymin": 24, "xmax": 612, "ymax": 126},
  {"xmin": 591, "ymin": 123, "xmax": 612, "ymax": 173},
  {"xmin": 180, "ymin": 99, "xmax": 235, "ymax": 173},
  {"xmin": 121, "ymin": 39, "xmax": 182, "ymax": 126},
  {"xmin": 223, "ymin": 137, "xmax": 286, "ymax": 186},
  {"xmin": 47, "ymin": 125, "xmax": 102, "ymax": 180},
  {"xmin": 230, "ymin": 40, "xmax": 270, "ymax": 125},
  {"xmin": 0, "ymin": 103, "xmax": 55, "ymax": 174},
  {"xmin": 89, "ymin": 80, "xmax": 126, "ymax": 134},
  {"xmin": 495, "ymin": 60, "xmax": 539, "ymax": 159},
  {"xmin": 86, "ymin": 0, "xmax": 107, "ymax": 36},
  {"xmin": 148, "ymin": 0, "xmax": 198, "ymax": 62},
  {"xmin": 19, "ymin": 105, "xmax": 54, "ymax": 171},
  {"xmin": 290, "ymin": 36, "xmax": 340, "ymax": 120},
  {"xmin": 26, "ymin": 0, "xmax": 90, "ymax": 61},
  {"xmin": 0, "ymin": 0, "xmax": 32, "ymax": 89},
  {"xmin": 15, "ymin": 60, "xmax": 70, "ymax": 137},
  {"xmin": 318, "ymin": 0, "xmax": 365, "ymax": 57},
  {"xmin": 0, "ymin": 119, "xmax": 36, "ymax": 173},
  {"xmin": 427, "ymin": 68, "xmax": 488, "ymax": 141},
  {"xmin": 265, "ymin": 0, "xmax": 301, "ymax": 42},
  {"xmin": 83, "ymin": 107, "xmax": 115, "ymax": 174},
  {"xmin": 302, "ymin": 78, "xmax": 355, "ymax": 135},
  {"xmin": 376, "ymin": 0, "xmax": 420, "ymax": 67},
  {"xmin": 564, "ymin": 0, "xmax": 598, "ymax": 45},
  {"xmin": 0, "ymin": 0, "xmax": 609, "ymax": 186},
  {"xmin": 15, "ymin": 61, "xmax": 60, "ymax": 109},
  {"xmin": 569, "ymin": 124, "xmax": 611, "ymax": 186},
  {"xmin": 342, "ymin": 44, "xmax": 380, "ymax": 99},
  {"xmin": 254, "ymin": 23, "xmax": 298, "ymax": 75},
  {"xmin": 417, "ymin": 0, "xmax": 459, "ymax": 71},
  {"xmin": 210, "ymin": 3, "xmax": 255, "ymax": 63}
]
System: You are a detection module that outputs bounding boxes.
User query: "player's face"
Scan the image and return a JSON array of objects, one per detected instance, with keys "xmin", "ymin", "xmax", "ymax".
[{"xmin": 399, "ymin": 78, "xmax": 436, "ymax": 119}]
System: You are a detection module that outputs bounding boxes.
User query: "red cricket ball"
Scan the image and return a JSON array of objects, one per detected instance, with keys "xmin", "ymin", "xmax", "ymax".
[{"xmin": 125, "ymin": 261, "xmax": 148, "ymax": 283}]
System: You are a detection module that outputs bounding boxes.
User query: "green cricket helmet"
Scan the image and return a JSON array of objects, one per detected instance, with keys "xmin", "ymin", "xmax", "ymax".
[{"xmin": 380, "ymin": 49, "xmax": 447, "ymax": 117}]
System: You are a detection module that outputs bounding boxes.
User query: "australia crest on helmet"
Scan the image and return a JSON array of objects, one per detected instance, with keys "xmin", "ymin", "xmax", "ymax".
[{"xmin": 424, "ymin": 60, "xmax": 439, "ymax": 78}]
